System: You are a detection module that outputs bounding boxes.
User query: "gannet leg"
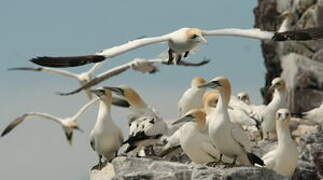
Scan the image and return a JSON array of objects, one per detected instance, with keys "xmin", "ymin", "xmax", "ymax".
[
  {"xmin": 98, "ymin": 155, "xmax": 103, "ymax": 170},
  {"xmin": 167, "ymin": 49, "xmax": 174, "ymax": 64},
  {"xmin": 175, "ymin": 55, "xmax": 182, "ymax": 65}
]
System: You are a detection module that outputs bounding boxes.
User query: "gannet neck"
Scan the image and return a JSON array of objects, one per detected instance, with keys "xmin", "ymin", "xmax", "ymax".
[
  {"xmin": 191, "ymin": 77, "xmax": 206, "ymax": 88},
  {"xmin": 218, "ymin": 89, "xmax": 229, "ymax": 110},
  {"xmin": 276, "ymin": 122, "xmax": 293, "ymax": 147},
  {"xmin": 266, "ymin": 89, "xmax": 287, "ymax": 112},
  {"xmin": 96, "ymin": 101, "xmax": 113, "ymax": 126}
]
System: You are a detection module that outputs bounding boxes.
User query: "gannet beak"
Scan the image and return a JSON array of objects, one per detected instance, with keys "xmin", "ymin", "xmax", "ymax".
[
  {"xmin": 195, "ymin": 35, "xmax": 207, "ymax": 43},
  {"xmin": 278, "ymin": 113, "xmax": 287, "ymax": 121},
  {"xmin": 172, "ymin": 115, "xmax": 193, "ymax": 125},
  {"xmin": 268, "ymin": 84, "xmax": 276, "ymax": 92},
  {"xmin": 74, "ymin": 126, "xmax": 84, "ymax": 133},
  {"xmin": 90, "ymin": 89, "xmax": 105, "ymax": 97},
  {"xmin": 198, "ymin": 81, "xmax": 220, "ymax": 89},
  {"xmin": 103, "ymin": 86, "xmax": 125, "ymax": 96}
]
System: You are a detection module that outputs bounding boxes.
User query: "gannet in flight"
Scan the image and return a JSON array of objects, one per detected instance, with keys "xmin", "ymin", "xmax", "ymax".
[
  {"xmin": 57, "ymin": 57, "xmax": 209, "ymax": 96},
  {"xmin": 261, "ymin": 77, "xmax": 288, "ymax": 140},
  {"xmin": 262, "ymin": 109, "xmax": 298, "ymax": 177},
  {"xmin": 171, "ymin": 109, "xmax": 232, "ymax": 164},
  {"xmin": 1, "ymin": 98, "xmax": 98, "ymax": 145},
  {"xmin": 89, "ymin": 88, "xmax": 124, "ymax": 169},
  {"xmin": 177, "ymin": 77, "xmax": 207, "ymax": 116},
  {"xmin": 199, "ymin": 77, "xmax": 264, "ymax": 166},
  {"xmin": 30, "ymin": 27, "xmax": 323, "ymax": 67},
  {"xmin": 203, "ymin": 90, "xmax": 258, "ymax": 127}
]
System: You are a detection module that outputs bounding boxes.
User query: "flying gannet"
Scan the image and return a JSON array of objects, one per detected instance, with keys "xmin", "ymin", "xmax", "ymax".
[
  {"xmin": 171, "ymin": 108, "xmax": 232, "ymax": 164},
  {"xmin": 198, "ymin": 77, "xmax": 264, "ymax": 166},
  {"xmin": 89, "ymin": 88, "xmax": 124, "ymax": 169},
  {"xmin": 30, "ymin": 27, "xmax": 323, "ymax": 67},
  {"xmin": 1, "ymin": 98, "xmax": 98, "ymax": 145},
  {"xmin": 56, "ymin": 57, "xmax": 209, "ymax": 96},
  {"xmin": 261, "ymin": 77, "xmax": 288, "ymax": 140},
  {"xmin": 177, "ymin": 76, "xmax": 207, "ymax": 116},
  {"xmin": 262, "ymin": 109, "xmax": 298, "ymax": 177}
]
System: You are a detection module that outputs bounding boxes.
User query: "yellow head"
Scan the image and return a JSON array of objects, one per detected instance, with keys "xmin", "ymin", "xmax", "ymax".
[
  {"xmin": 276, "ymin": 108, "xmax": 291, "ymax": 128},
  {"xmin": 270, "ymin": 77, "xmax": 286, "ymax": 91},
  {"xmin": 103, "ymin": 85, "xmax": 146, "ymax": 108},
  {"xmin": 191, "ymin": 76, "xmax": 206, "ymax": 88},
  {"xmin": 186, "ymin": 28, "xmax": 207, "ymax": 43},
  {"xmin": 198, "ymin": 76, "xmax": 231, "ymax": 105},
  {"xmin": 172, "ymin": 108, "xmax": 206, "ymax": 129},
  {"xmin": 202, "ymin": 90, "xmax": 219, "ymax": 110},
  {"xmin": 91, "ymin": 87, "xmax": 113, "ymax": 104},
  {"xmin": 237, "ymin": 92, "xmax": 250, "ymax": 105}
]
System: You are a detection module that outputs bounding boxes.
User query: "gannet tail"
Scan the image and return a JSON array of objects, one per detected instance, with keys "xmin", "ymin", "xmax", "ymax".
[
  {"xmin": 30, "ymin": 55, "xmax": 106, "ymax": 68},
  {"xmin": 247, "ymin": 152, "xmax": 265, "ymax": 166}
]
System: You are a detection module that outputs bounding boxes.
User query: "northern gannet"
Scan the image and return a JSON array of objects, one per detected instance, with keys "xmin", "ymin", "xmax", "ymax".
[
  {"xmin": 30, "ymin": 27, "xmax": 323, "ymax": 67},
  {"xmin": 262, "ymin": 109, "xmax": 298, "ymax": 177},
  {"xmin": 177, "ymin": 77, "xmax": 207, "ymax": 116},
  {"xmin": 203, "ymin": 90, "xmax": 258, "ymax": 127},
  {"xmin": 199, "ymin": 77, "xmax": 264, "ymax": 166},
  {"xmin": 297, "ymin": 103, "xmax": 323, "ymax": 126},
  {"xmin": 57, "ymin": 58, "xmax": 209, "ymax": 96},
  {"xmin": 89, "ymin": 88, "xmax": 124, "ymax": 169},
  {"xmin": 237, "ymin": 92, "xmax": 251, "ymax": 105},
  {"xmin": 237, "ymin": 92, "xmax": 266, "ymax": 121},
  {"xmin": 261, "ymin": 77, "xmax": 288, "ymax": 140},
  {"xmin": 103, "ymin": 85, "xmax": 168, "ymax": 155},
  {"xmin": 1, "ymin": 98, "xmax": 98, "ymax": 145},
  {"xmin": 171, "ymin": 109, "xmax": 232, "ymax": 164}
]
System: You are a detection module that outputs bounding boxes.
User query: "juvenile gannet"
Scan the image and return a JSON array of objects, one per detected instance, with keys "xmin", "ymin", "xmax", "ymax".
[
  {"xmin": 30, "ymin": 27, "xmax": 323, "ymax": 67},
  {"xmin": 1, "ymin": 98, "xmax": 98, "ymax": 145},
  {"xmin": 262, "ymin": 109, "xmax": 298, "ymax": 177},
  {"xmin": 199, "ymin": 77, "xmax": 264, "ymax": 166},
  {"xmin": 171, "ymin": 109, "xmax": 232, "ymax": 164},
  {"xmin": 89, "ymin": 88, "xmax": 124, "ymax": 169},
  {"xmin": 261, "ymin": 77, "xmax": 288, "ymax": 140},
  {"xmin": 103, "ymin": 85, "xmax": 168, "ymax": 154},
  {"xmin": 177, "ymin": 77, "xmax": 207, "ymax": 116},
  {"xmin": 57, "ymin": 58, "xmax": 209, "ymax": 96},
  {"xmin": 204, "ymin": 91, "xmax": 258, "ymax": 127}
]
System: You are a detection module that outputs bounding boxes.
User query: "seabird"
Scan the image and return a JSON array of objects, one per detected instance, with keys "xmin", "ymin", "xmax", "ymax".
[
  {"xmin": 177, "ymin": 76, "xmax": 207, "ymax": 116},
  {"xmin": 198, "ymin": 76, "xmax": 264, "ymax": 166},
  {"xmin": 237, "ymin": 92, "xmax": 251, "ymax": 105},
  {"xmin": 1, "ymin": 98, "xmax": 98, "ymax": 145},
  {"xmin": 171, "ymin": 109, "xmax": 232, "ymax": 164},
  {"xmin": 262, "ymin": 109, "xmax": 298, "ymax": 177},
  {"xmin": 29, "ymin": 27, "xmax": 323, "ymax": 67},
  {"xmin": 261, "ymin": 77, "xmax": 288, "ymax": 140},
  {"xmin": 237, "ymin": 92, "xmax": 266, "ymax": 121},
  {"xmin": 57, "ymin": 57, "xmax": 209, "ymax": 96},
  {"xmin": 296, "ymin": 103, "xmax": 323, "ymax": 126},
  {"xmin": 89, "ymin": 88, "xmax": 124, "ymax": 169}
]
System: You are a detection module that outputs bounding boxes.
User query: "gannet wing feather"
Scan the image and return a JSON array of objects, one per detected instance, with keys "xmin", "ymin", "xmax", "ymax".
[
  {"xmin": 8, "ymin": 67, "xmax": 79, "ymax": 79},
  {"xmin": 1, "ymin": 112, "xmax": 63, "ymax": 137},
  {"xmin": 87, "ymin": 62, "xmax": 104, "ymax": 75},
  {"xmin": 272, "ymin": 27, "xmax": 323, "ymax": 41},
  {"xmin": 71, "ymin": 98, "xmax": 99, "ymax": 120},
  {"xmin": 30, "ymin": 35, "xmax": 171, "ymax": 68},
  {"xmin": 231, "ymin": 124, "xmax": 252, "ymax": 152},
  {"xmin": 229, "ymin": 109, "xmax": 257, "ymax": 126},
  {"xmin": 202, "ymin": 28, "xmax": 274, "ymax": 40}
]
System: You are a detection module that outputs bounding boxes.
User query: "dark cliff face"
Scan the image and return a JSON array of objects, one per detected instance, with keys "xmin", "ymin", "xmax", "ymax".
[{"xmin": 253, "ymin": 0, "xmax": 323, "ymax": 112}]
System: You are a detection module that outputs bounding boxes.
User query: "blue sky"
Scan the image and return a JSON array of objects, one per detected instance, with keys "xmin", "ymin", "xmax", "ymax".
[{"xmin": 0, "ymin": 0, "xmax": 266, "ymax": 179}]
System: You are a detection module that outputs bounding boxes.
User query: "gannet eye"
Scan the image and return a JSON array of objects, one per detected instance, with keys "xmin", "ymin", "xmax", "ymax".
[{"xmin": 191, "ymin": 34, "xmax": 198, "ymax": 39}]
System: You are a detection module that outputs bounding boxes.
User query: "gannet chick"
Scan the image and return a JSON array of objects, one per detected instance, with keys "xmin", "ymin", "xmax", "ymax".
[
  {"xmin": 171, "ymin": 109, "xmax": 232, "ymax": 164},
  {"xmin": 177, "ymin": 77, "xmax": 207, "ymax": 116},
  {"xmin": 261, "ymin": 77, "xmax": 288, "ymax": 140},
  {"xmin": 199, "ymin": 77, "xmax": 264, "ymax": 166},
  {"xmin": 29, "ymin": 27, "xmax": 323, "ymax": 67},
  {"xmin": 262, "ymin": 109, "xmax": 298, "ymax": 176},
  {"xmin": 203, "ymin": 91, "xmax": 258, "ymax": 127},
  {"xmin": 1, "ymin": 98, "xmax": 98, "ymax": 145},
  {"xmin": 90, "ymin": 88, "xmax": 123, "ymax": 169},
  {"xmin": 57, "ymin": 57, "xmax": 209, "ymax": 96}
]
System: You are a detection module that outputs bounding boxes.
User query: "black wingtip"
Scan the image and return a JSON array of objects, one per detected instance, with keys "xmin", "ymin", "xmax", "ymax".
[
  {"xmin": 247, "ymin": 152, "xmax": 265, "ymax": 166},
  {"xmin": 30, "ymin": 55, "xmax": 106, "ymax": 68},
  {"xmin": 273, "ymin": 27, "xmax": 323, "ymax": 41},
  {"xmin": 291, "ymin": 112, "xmax": 304, "ymax": 118}
]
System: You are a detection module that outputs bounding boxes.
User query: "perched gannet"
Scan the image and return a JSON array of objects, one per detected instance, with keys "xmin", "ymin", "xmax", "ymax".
[
  {"xmin": 30, "ymin": 27, "xmax": 323, "ymax": 67},
  {"xmin": 262, "ymin": 109, "xmax": 298, "ymax": 177},
  {"xmin": 261, "ymin": 77, "xmax": 288, "ymax": 140},
  {"xmin": 103, "ymin": 85, "xmax": 168, "ymax": 154},
  {"xmin": 57, "ymin": 58, "xmax": 209, "ymax": 96},
  {"xmin": 237, "ymin": 92, "xmax": 266, "ymax": 120},
  {"xmin": 297, "ymin": 103, "xmax": 323, "ymax": 125},
  {"xmin": 1, "ymin": 98, "xmax": 98, "ymax": 145},
  {"xmin": 203, "ymin": 91, "xmax": 258, "ymax": 127},
  {"xmin": 177, "ymin": 77, "xmax": 207, "ymax": 116},
  {"xmin": 199, "ymin": 77, "xmax": 264, "ymax": 166},
  {"xmin": 237, "ymin": 92, "xmax": 251, "ymax": 105},
  {"xmin": 171, "ymin": 109, "xmax": 232, "ymax": 164},
  {"xmin": 89, "ymin": 88, "xmax": 123, "ymax": 169}
]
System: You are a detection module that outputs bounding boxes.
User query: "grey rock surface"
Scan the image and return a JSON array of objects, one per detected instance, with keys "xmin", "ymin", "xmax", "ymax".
[{"xmin": 254, "ymin": 0, "xmax": 323, "ymax": 112}]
